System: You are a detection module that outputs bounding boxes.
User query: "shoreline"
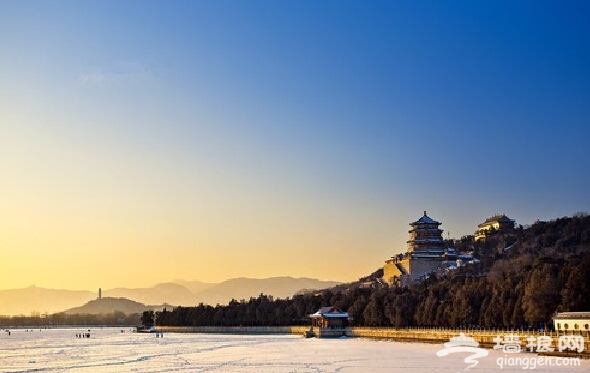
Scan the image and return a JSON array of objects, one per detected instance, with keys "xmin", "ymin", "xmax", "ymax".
[{"xmin": 155, "ymin": 326, "xmax": 590, "ymax": 359}]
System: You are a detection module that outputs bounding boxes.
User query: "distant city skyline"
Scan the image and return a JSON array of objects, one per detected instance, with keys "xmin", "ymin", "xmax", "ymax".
[{"xmin": 1, "ymin": 1, "xmax": 589, "ymax": 290}]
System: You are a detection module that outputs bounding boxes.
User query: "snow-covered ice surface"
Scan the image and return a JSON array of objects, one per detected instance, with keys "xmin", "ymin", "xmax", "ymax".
[{"xmin": 1, "ymin": 328, "xmax": 588, "ymax": 372}]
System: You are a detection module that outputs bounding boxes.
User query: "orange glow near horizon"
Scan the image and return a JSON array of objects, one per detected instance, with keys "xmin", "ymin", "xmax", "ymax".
[{"xmin": 2, "ymin": 2, "xmax": 588, "ymax": 292}]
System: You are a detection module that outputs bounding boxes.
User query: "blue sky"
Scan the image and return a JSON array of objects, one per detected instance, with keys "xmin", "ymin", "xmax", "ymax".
[{"xmin": 1, "ymin": 1, "xmax": 589, "ymax": 288}]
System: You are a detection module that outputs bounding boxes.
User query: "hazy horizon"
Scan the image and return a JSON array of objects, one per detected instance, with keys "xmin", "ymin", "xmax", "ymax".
[
  {"xmin": 0, "ymin": 276, "xmax": 344, "ymax": 315},
  {"xmin": 0, "ymin": 275, "xmax": 342, "ymax": 292},
  {"xmin": 2, "ymin": 1, "xmax": 589, "ymax": 291}
]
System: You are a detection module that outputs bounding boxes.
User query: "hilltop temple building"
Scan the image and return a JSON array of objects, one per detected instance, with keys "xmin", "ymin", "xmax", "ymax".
[
  {"xmin": 474, "ymin": 214, "xmax": 515, "ymax": 241},
  {"xmin": 383, "ymin": 212, "xmax": 460, "ymax": 286}
]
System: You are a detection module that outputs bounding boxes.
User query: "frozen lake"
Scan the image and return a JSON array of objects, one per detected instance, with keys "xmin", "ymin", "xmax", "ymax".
[{"xmin": 1, "ymin": 328, "xmax": 588, "ymax": 372}]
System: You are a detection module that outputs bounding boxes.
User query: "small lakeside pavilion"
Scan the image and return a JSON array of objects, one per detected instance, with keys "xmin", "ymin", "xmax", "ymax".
[{"xmin": 308, "ymin": 306, "xmax": 350, "ymax": 338}]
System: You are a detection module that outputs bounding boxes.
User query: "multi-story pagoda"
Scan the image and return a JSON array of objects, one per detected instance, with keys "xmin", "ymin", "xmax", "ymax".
[
  {"xmin": 383, "ymin": 211, "xmax": 458, "ymax": 286},
  {"xmin": 407, "ymin": 211, "xmax": 445, "ymax": 256}
]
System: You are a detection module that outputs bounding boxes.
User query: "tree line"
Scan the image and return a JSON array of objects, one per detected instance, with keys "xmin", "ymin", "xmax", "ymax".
[{"xmin": 0, "ymin": 312, "xmax": 142, "ymax": 327}]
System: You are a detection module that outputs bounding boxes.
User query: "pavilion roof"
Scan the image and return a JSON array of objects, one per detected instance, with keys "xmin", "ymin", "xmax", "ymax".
[{"xmin": 309, "ymin": 306, "xmax": 349, "ymax": 319}]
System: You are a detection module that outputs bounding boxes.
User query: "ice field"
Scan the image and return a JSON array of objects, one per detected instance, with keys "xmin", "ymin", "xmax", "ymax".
[{"xmin": 1, "ymin": 328, "xmax": 588, "ymax": 372}]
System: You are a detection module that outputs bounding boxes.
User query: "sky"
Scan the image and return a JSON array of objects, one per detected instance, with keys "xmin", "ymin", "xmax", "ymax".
[{"xmin": 1, "ymin": 1, "xmax": 589, "ymax": 291}]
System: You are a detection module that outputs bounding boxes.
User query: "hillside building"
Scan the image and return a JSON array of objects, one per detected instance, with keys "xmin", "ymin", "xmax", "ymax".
[
  {"xmin": 475, "ymin": 214, "xmax": 515, "ymax": 241},
  {"xmin": 383, "ymin": 212, "xmax": 461, "ymax": 286}
]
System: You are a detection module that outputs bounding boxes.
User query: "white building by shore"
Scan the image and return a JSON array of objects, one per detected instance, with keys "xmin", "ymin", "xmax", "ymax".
[{"xmin": 553, "ymin": 312, "xmax": 590, "ymax": 332}]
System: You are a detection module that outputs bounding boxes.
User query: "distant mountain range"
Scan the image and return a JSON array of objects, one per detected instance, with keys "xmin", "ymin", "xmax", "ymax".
[
  {"xmin": 0, "ymin": 277, "xmax": 341, "ymax": 316},
  {"xmin": 104, "ymin": 282, "xmax": 200, "ymax": 307}
]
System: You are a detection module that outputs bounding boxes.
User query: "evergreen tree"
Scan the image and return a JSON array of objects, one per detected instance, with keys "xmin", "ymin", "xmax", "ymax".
[{"xmin": 522, "ymin": 263, "xmax": 561, "ymax": 328}]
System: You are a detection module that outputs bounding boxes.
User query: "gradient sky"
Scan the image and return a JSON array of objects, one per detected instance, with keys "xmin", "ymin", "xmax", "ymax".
[{"xmin": 1, "ymin": 1, "xmax": 589, "ymax": 291}]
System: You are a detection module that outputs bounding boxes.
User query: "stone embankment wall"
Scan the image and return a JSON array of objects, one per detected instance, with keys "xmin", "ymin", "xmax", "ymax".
[
  {"xmin": 350, "ymin": 328, "xmax": 589, "ymax": 358},
  {"xmin": 157, "ymin": 326, "xmax": 309, "ymax": 335},
  {"xmin": 156, "ymin": 326, "xmax": 589, "ymax": 358},
  {"xmin": 350, "ymin": 327, "xmax": 504, "ymax": 346}
]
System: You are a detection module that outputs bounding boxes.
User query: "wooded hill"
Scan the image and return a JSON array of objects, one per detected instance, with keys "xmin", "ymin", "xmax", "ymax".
[{"xmin": 150, "ymin": 214, "xmax": 590, "ymax": 329}]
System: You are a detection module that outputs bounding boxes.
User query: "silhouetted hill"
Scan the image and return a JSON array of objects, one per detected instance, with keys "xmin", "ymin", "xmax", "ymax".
[
  {"xmin": 106, "ymin": 277, "xmax": 340, "ymax": 306},
  {"xmin": 172, "ymin": 279, "xmax": 215, "ymax": 294},
  {"xmin": 104, "ymin": 283, "xmax": 196, "ymax": 306},
  {"xmin": 193, "ymin": 277, "xmax": 342, "ymax": 305},
  {"xmin": 63, "ymin": 297, "xmax": 149, "ymax": 315}
]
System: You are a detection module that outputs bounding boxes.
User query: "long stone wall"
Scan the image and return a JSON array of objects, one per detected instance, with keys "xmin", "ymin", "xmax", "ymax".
[
  {"xmin": 156, "ymin": 325, "xmax": 589, "ymax": 357},
  {"xmin": 350, "ymin": 328, "xmax": 590, "ymax": 358},
  {"xmin": 157, "ymin": 326, "xmax": 588, "ymax": 344},
  {"xmin": 157, "ymin": 326, "xmax": 309, "ymax": 335}
]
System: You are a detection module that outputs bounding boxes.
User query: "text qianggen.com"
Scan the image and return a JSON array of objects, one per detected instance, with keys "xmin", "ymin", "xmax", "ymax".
[{"xmin": 496, "ymin": 355, "xmax": 581, "ymax": 370}]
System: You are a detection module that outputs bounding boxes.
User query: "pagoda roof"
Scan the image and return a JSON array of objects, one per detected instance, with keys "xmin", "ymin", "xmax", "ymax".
[{"xmin": 410, "ymin": 211, "xmax": 440, "ymax": 225}]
